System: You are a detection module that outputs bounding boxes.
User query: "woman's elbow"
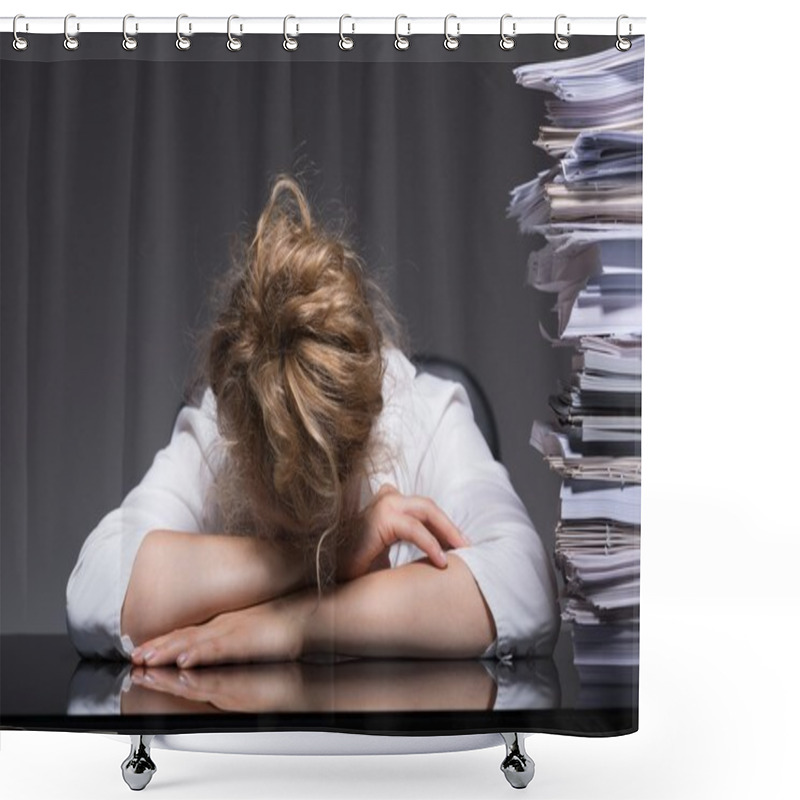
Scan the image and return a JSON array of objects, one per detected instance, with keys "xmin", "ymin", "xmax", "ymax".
[
  {"xmin": 65, "ymin": 563, "xmax": 120, "ymax": 660},
  {"xmin": 119, "ymin": 531, "xmax": 165, "ymax": 646}
]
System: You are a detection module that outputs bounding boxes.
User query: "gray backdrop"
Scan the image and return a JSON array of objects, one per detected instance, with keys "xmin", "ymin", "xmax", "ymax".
[{"xmin": 1, "ymin": 34, "xmax": 614, "ymax": 634}]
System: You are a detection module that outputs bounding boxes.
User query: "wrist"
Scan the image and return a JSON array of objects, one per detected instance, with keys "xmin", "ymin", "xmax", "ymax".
[
  {"xmin": 248, "ymin": 537, "xmax": 310, "ymax": 598},
  {"xmin": 291, "ymin": 589, "xmax": 330, "ymax": 658}
]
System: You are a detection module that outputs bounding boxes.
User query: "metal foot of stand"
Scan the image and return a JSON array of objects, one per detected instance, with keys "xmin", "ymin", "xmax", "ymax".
[
  {"xmin": 500, "ymin": 733, "xmax": 535, "ymax": 789},
  {"xmin": 121, "ymin": 735, "xmax": 157, "ymax": 791}
]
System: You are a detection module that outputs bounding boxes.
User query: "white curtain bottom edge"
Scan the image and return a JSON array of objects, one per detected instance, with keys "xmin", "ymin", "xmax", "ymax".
[{"xmin": 103, "ymin": 731, "xmax": 510, "ymax": 755}]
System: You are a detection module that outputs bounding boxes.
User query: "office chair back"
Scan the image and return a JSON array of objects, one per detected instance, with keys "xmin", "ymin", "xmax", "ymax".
[{"xmin": 411, "ymin": 354, "xmax": 501, "ymax": 462}]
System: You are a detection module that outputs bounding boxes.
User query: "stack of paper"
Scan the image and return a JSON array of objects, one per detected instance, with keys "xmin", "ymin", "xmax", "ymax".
[
  {"xmin": 509, "ymin": 40, "xmax": 644, "ymax": 677},
  {"xmin": 571, "ymin": 623, "xmax": 639, "ymax": 708},
  {"xmin": 509, "ymin": 38, "xmax": 643, "ymax": 342},
  {"xmin": 513, "ymin": 38, "xmax": 644, "ymax": 157}
]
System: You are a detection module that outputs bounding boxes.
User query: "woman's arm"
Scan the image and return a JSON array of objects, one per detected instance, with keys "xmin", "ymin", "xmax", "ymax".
[
  {"xmin": 67, "ymin": 388, "xmax": 296, "ymax": 660},
  {"xmin": 123, "ymin": 482, "xmax": 469, "ymax": 647},
  {"xmin": 128, "ymin": 552, "xmax": 495, "ymax": 667},
  {"xmin": 301, "ymin": 553, "xmax": 495, "ymax": 658},
  {"xmin": 120, "ymin": 529, "xmax": 310, "ymax": 647}
]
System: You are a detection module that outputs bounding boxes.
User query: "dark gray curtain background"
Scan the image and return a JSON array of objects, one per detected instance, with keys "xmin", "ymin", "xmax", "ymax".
[{"xmin": 1, "ymin": 34, "xmax": 614, "ymax": 634}]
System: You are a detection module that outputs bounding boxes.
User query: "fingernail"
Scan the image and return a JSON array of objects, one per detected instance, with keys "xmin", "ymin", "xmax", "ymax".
[
  {"xmin": 438, "ymin": 549, "xmax": 448, "ymax": 567},
  {"xmin": 143, "ymin": 672, "xmax": 154, "ymax": 683},
  {"xmin": 142, "ymin": 649, "xmax": 156, "ymax": 662},
  {"xmin": 177, "ymin": 653, "xmax": 188, "ymax": 666},
  {"xmin": 131, "ymin": 647, "xmax": 141, "ymax": 658}
]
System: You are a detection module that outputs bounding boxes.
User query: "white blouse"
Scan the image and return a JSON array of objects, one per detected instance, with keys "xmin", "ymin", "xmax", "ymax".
[{"xmin": 65, "ymin": 347, "xmax": 560, "ymax": 662}]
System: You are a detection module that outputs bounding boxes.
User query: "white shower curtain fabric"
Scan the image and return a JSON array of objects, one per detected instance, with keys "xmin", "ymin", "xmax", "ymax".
[{"xmin": 0, "ymin": 29, "xmax": 642, "ymax": 736}]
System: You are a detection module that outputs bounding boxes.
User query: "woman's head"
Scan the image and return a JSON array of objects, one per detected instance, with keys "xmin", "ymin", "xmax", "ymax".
[{"xmin": 203, "ymin": 176, "xmax": 395, "ymax": 573}]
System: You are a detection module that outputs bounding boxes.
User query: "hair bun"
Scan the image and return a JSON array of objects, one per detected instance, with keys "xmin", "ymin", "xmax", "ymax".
[{"xmin": 205, "ymin": 176, "xmax": 392, "ymax": 582}]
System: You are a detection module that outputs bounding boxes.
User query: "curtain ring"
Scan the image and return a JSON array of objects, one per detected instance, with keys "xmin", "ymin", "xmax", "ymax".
[
  {"xmin": 122, "ymin": 14, "xmax": 138, "ymax": 51},
  {"xmin": 499, "ymin": 14, "xmax": 516, "ymax": 50},
  {"xmin": 554, "ymin": 14, "xmax": 570, "ymax": 50},
  {"xmin": 339, "ymin": 14, "xmax": 354, "ymax": 50},
  {"xmin": 616, "ymin": 15, "xmax": 632, "ymax": 51},
  {"xmin": 443, "ymin": 14, "xmax": 460, "ymax": 51},
  {"xmin": 12, "ymin": 14, "xmax": 29, "ymax": 51},
  {"xmin": 283, "ymin": 15, "xmax": 299, "ymax": 51},
  {"xmin": 176, "ymin": 13, "xmax": 191, "ymax": 50},
  {"xmin": 63, "ymin": 13, "xmax": 79, "ymax": 51},
  {"xmin": 227, "ymin": 15, "xmax": 242, "ymax": 51},
  {"xmin": 394, "ymin": 15, "xmax": 410, "ymax": 51}
]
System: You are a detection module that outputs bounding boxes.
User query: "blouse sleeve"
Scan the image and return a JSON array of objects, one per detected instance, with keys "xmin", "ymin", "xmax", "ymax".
[
  {"xmin": 382, "ymin": 356, "xmax": 561, "ymax": 660},
  {"xmin": 65, "ymin": 388, "xmax": 222, "ymax": 660}
]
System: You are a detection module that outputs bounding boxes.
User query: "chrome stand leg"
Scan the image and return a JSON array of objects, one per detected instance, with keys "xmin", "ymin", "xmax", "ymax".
[
  {"xmin": 500, "ymin": 732, "xmax": 535, "ymax": 789},
  {"xmin": 121, "ymin": 734, "xmax": 157, "ymax": 791}
]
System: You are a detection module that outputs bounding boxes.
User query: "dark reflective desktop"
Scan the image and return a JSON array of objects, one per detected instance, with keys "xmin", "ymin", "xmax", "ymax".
[{"xmin": 0, "ymin": 624, "xmax": 637, "ymax": 736}]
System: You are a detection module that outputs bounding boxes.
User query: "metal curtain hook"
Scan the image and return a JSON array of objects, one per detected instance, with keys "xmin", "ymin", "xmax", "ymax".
[
  {"xmin": 394, "ymin": 15, "xmax": 410, "ymax": 50},
  {"xmin": 554, "ymin": 14, "xmax": 570, "ymax": 50},
  {"xmin": 12, "ymin": 14, "xmax": 29, "ymax": 51},
  {"xmin": 176, "ymin": 13, "xmax": 191, "ymax": 50},
  {"xmin": 64, "ymin": 13, "xmax": 79, "ymax": 51},
  {"xmin": 339, "ymin": 14, "xmax": 354, "ymax": 50},
  {"xmin": 444, "ymin": 13, "xmax": 460, "ymax": 51},
  {"xmin": 122, "ymin": 14, "xmax": 138, "ymax": 51},
  {"xmin": 500, "ymin": 14, "xmax": 516, "ymax": 50},
  {"xmin": 616, "ymin": 14, "xmax": 632, "ymax": 51},
  {"xmin": 283, "ymin": 15, "xmax": 299, "ymax": 51},
  {"xmin": 227, "ymin": 15, "xmax": 242, "ymax": 51}
]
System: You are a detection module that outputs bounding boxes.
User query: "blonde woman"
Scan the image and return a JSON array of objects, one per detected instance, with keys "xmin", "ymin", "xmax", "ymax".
[{"xmin": 65, "ymin": 176, "xmax": 559, "ymax": 668}]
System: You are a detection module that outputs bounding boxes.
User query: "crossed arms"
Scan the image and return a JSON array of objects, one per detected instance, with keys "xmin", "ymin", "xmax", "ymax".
[
  {"xmin": 121, "ymin": 487, "xmax": 497, "ymax": 668},
  {"xmin": 68, "ymin": 366, "xmax": 559, "ymax": 666}
]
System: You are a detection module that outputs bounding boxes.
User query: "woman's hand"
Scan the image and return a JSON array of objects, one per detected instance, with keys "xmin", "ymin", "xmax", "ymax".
[
  {"xmin": 336, "ymin": 484, "xmax": 468, "ymax": 582},
  {"xmin": 121, "ymin": 529, "xmax": 312, "ymax": 648},
  {"xmin": 129, "ymin": 596, "xmax": 311, "ymax": 668}
]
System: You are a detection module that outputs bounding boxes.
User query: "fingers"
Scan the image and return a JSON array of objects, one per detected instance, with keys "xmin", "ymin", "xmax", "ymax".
[
  {"xmin": 393, "ymin": 514, "xmax": 449, "ymax": 568},
  {"xmin": 131, "ymin": 623, "xmax": 232, "ymax": 668},
  {"xmin": 368, "ymin": 491, "xmax": 468, "ymax": 571},
  {"xmin": 396, "ymin": 495, "xmax": 468, "ymax": 554},
  {"xmin": 131, "ymin": 630, "xmax": 196, "ymax": 667}
]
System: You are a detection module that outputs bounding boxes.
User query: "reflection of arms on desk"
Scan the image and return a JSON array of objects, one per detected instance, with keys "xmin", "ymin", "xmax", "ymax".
[{"xmin": 121, "ymin": 658, "xmax": 496, "ymax": 715}]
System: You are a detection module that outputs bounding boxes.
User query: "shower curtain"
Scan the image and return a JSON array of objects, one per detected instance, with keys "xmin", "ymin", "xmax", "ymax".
[{"xmin": 1, "ymin": 25, "xmax": 642, "ymax": 738}]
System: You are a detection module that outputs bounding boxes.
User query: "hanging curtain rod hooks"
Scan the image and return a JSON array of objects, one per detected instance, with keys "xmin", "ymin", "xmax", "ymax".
[
  {"xmin": 500, "ymin": 14, "xmax": 516, "ymax": 50},
  {"xmin": 554, "ymin": 14, "xmax": 570, "ymax": 50},
  {"xmin": 122, "ymin": 14, "xmax": 138, "ymax": 51},
  {"xmin": 1, "ymin": 16, "xmax": 645, "ymax": 46},
  {"xmin": 616, "ymin": 14, "xmax": 632, "ymax": 51},
  {"xmin": 283, "ymin": 15, "xmax": 299, "ymax": 50},
  {"xmin": 227, "ymin": 15, "xmax": 242, "ymax": 51},
  {"xmin": 176, "ymin": 13, "xmax": 191, "ymax": 50},
  {"xmin": 443, "ymin": 13, "xmax": 459, "ymax": 51},
  {"xmin": 12, "ymin": 14, "xmax": 28, "ymax": 50},
  {"xmin": 339, "ymin": 14, "xmax": 354, "ymax": 50},
  {"xmin": 64, "ymin": 12, "xmax": 79, "ymax": 51},
  {"xmin": 394, "ymin": 15, "xmax": 410, "ymax": 50}
]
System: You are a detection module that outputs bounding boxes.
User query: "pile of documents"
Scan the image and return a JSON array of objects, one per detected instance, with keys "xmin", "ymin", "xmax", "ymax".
[
  {"xmin": 509, "ymin": 39, "xmax": 644, "ymax": 681},
  {"xmin": 571, "ymin": 623, "xmax": 639, "ymax": 707}
]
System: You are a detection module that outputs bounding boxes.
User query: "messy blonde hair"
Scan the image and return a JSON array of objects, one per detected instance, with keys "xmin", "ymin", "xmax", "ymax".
[{"xmin": 200, "ymin": 175, "xmax": 400, "ymax": 586}]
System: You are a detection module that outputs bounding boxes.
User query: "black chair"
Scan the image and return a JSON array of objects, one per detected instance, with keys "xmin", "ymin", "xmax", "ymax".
[{"xmin": 411, "ymin": 353, "xmax": 501, "ymax": 462}]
